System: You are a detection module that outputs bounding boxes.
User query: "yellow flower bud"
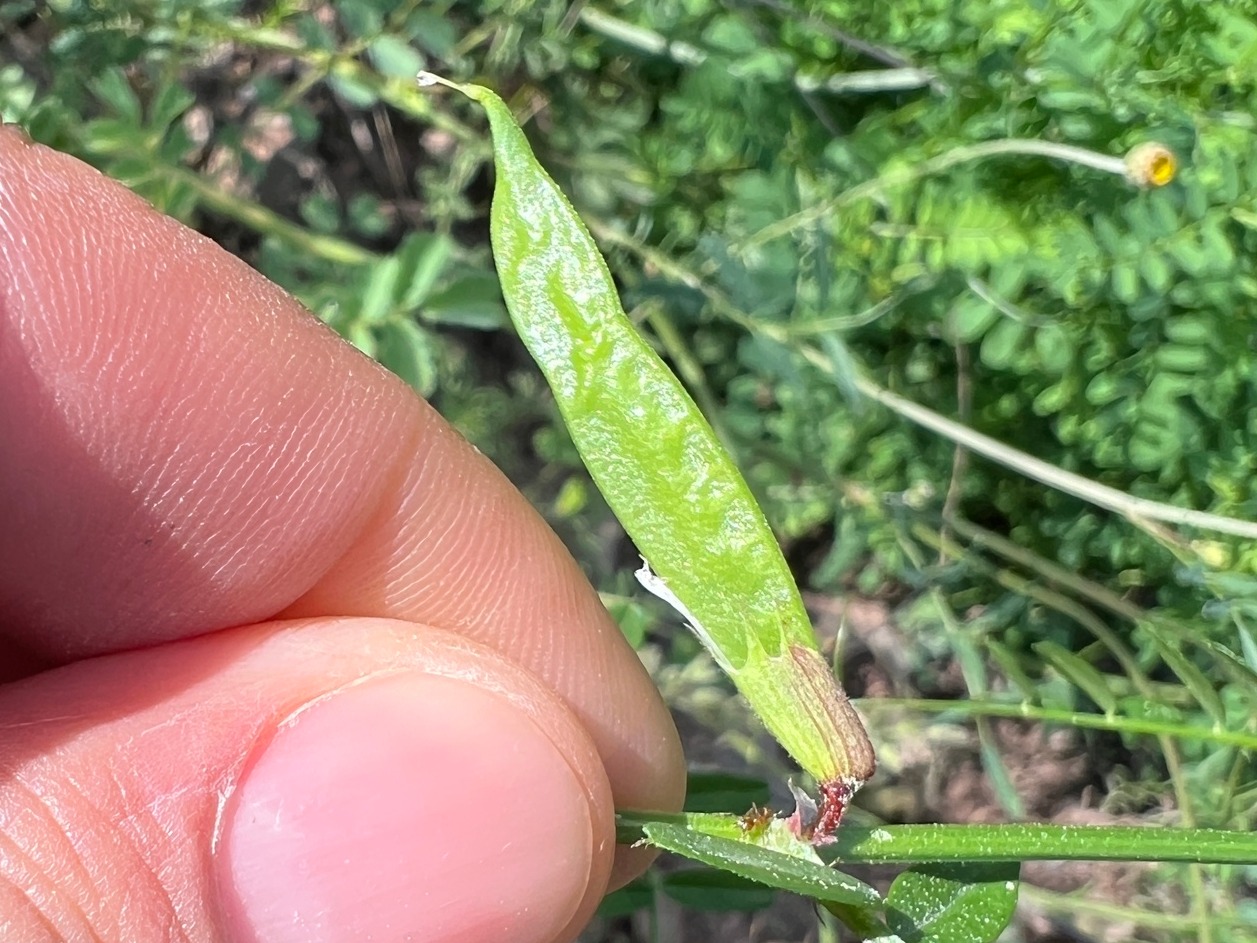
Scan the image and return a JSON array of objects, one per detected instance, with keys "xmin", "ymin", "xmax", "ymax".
[{"xmin": 1124, "ymin": 143, "xmax": 1177, "ymax": 187}]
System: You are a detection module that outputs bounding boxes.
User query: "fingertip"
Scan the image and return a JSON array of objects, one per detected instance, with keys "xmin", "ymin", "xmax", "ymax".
[
  {"xmin": 219, "ymin": 672, "xmax": 605, "ymax": 943},
  {"xmin": 0, "ymin": 619, "xmax": 616, "ymax": 942}
]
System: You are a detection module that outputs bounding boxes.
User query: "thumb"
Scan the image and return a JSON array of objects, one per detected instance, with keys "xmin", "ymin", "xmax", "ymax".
[{"xmin": 1, "ymin": 617, "xmax": 614, "ymax": 943}]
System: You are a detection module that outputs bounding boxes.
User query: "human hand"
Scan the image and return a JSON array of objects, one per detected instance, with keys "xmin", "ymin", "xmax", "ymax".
[{"xmin": 0, "ymin": 125, "xmax": 684, "ymax": 943}]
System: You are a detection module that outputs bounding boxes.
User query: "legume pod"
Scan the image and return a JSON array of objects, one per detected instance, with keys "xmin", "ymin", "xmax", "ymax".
[{"xmin": 420, "ymin": 74, "xmax": 875, "ymax": 839}]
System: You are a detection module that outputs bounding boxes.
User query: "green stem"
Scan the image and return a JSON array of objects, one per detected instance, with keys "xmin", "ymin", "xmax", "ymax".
[
  {"xmin": 944, "ymin": 517, "xmax": 1245, "ymax": 689},
  {"xmin": 853, "ymin": 376, "xmax": 1257, "ymax": 540},
  {"xmin": 825, "ymin": 824, "xmax": 1257, "ymax": 865},
  {"xmin": 1020, "ymin": 884, "xmax": 1244, "ymax": 933},
  {"xmin": 948, "ymin": 517, "xmax": 1144, "ymax": 621},
  {"xmin": 206, "ymin": 16, "xmax": 483, "ymax": 145},
  {"xmin": 918, "ymin": 523, "xmax": 1151, "ymax": 691},
  {"xmin": 615, "ymin": 815, "xmax": 1257, "ymax": 864},
  {"xmin": 781, "ymin": 288, "xmax": 911, "ymax": 335},
  {"xmin": 577, "ymin": 7, "xmax": 935, "ymax": 95},
  {"xmin": 855, "ymin": 697, "xmax": 1257, "ymax": 751},
  {"xmin": 169, "ymin": 167, "xmax": 379, "ymax": 266},
  {"xmin": 740, "ymin": 139, "xmax": 1130, "ymax": 250}
]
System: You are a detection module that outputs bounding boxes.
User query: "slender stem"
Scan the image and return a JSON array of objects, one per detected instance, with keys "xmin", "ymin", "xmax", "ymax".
[
  {"xmin": 795, "ymin": 69, "xmax": 937, "ymax": 94},
  {"xmin": 210, "ymin": 16, "xmax": 483, "ymax": 144},
  {"xmin": 938, "ymin": 341, "xmax": 971, "ymax": 550},
  {"xmin": 927, "ymin": 588, "xmax": 1026, "ymax": 818},
  {"xmin": 615, "ymin": 814, "xmax": 1257, "ymax": 864},
  {"xmin": 782, "ymin": 289, "xmax": 909, "ymax": 335},
  {"xmin": 577, "ymin": 7, "xmax": 705, "ymax": 66},
  {"xmin": 945, "ymin": 517, "xmax": 1234, "ymax": 667},
  {"xmin": 169, "ymin": 168, "xmax": 379, "ymax": 266},
  {"xmin": 744, "ymin": 0, "xmax": 925, "ymax": 69},
  {"xmin": 919, "ymin": 523, "xmax": 1149, "ymax": 690},
  {"xmin": 855, "ymin": 697, "xmax": 1257, "ymax": 752},
  {"xmin": 577, "ymin": 7, "xmax": 936, "ymax": 95},
  {"xmin": 855, "ymin": 376, "xmax": 1257, "ymax": 538},
  {"xmin": 822, "ymin": 824, "xmax": 1257, "ymax": 865},
  {"xmin": 966, "ymin": 275, "xmax": 1049, "ymax": 326},
  {"xmin": 740, "ymin": 139, "xmax": 1130, "ymax": 250},
  {"xmin": 1020, "ymin": 884, "xmax": 1248, "ymax": 933},
  {"xmin": 948, "ymin": 517, "xmax": 1144, "ymax": 622}
]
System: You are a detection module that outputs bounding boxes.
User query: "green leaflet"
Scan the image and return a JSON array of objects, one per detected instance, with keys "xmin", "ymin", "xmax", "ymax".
[
  {"xmin": 884, "ymin": 863, "xmax": 1019, "ymax": 943},
  {"xmin": 616, "ymin": 810, "xmax": 880, "ymax": 907},
  {"xmin": 421, "ymin": 74, "xmax": 875, "ymax": 815}
]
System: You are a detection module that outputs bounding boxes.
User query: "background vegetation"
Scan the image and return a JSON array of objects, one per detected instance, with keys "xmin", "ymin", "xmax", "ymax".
[{"xmin": 3, "ymin": 0, "xmax": 1256, "ymax": 939}]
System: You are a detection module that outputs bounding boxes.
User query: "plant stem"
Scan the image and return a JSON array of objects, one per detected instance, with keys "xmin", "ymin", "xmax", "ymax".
[
  {"xmin": 1021, "ymin": 884, "xmax": 1248, "ymax": 934},
  {"xmin": 577, "ymin": 7, "xmax": 936, "ymax": 95},
  {"xmin": 825, "ymin": 824, "xmax": 1257, "ymax": 864},
  {"xmin": 615, "ymin": 814, "xmax": 1257, "ymax": 864},
  {"xmin": 855, "ymin": 697, "xmax": 1257, "ymax": 751},
  {"xmin": 741, "ymin": 139, "xmax": 1131, "ymax": 250},
  {"xmin": 853, "ymin": 377, "xmax": 1257, "ymax": 540},
  {"xmin": 170, "ymin": 167, "xmax": 379, "ymax": 267}
]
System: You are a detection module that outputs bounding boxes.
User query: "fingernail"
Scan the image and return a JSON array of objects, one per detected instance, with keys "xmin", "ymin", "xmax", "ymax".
[{"xmin": 216, "ymin": 673, "xmax": 593, "ymax": 943}]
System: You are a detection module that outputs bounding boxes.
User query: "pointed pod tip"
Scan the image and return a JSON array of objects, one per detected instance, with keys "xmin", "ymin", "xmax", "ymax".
[
  {"xmin": 415, "ymin": 72, "xmax": 498, "ymax": 109},
  {"xmin": 415, "ymin": 71, "xmax": 457, "ymax": 90},
  {"xmin": 415, "ymin": 71, "xmax": 489, "ymax": 100}
]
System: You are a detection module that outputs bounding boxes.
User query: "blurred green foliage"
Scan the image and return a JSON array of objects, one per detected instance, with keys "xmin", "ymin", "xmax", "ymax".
[
  {"xmin": 541, "ymin": 0, "xmax": 1257, "ymax": 606},
  {"xmin": 4, "ymin": 0, "xmax": 1257, "ymax": 937}
]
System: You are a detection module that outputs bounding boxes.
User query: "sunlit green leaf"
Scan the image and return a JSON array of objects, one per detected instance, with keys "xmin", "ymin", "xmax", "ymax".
[{"xmin": 886, "ymin": 862, "xmax": 1018, "ymax": 943}]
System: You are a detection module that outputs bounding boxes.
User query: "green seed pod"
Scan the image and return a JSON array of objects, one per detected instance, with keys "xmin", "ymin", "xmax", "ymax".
[{"xmin": 420, "ymin": 74, "xmax": 876, "ymax": 837}]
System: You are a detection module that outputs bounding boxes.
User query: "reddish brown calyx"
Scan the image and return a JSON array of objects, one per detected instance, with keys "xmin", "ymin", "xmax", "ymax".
[
  {"xmin": 814, "ymin": 778, "xmax": 857, "ymax": 842},
  {"xmin": 786, "ymin": 778, "xmax": 858, "ymax": 846}
]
